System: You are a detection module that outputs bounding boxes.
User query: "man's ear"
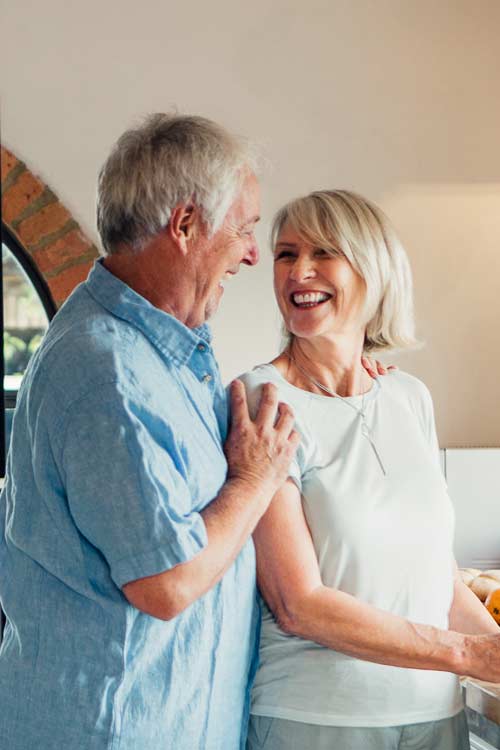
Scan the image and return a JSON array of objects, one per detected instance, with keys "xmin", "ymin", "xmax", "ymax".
[{"xmin": 167, "ymin": 203, "xmax": 199, "ymax": 254}]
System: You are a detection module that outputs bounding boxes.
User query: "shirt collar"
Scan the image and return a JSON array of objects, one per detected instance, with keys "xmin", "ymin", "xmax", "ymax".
[{"xmin": 85, "ymin": 260, "xmax": 212, "ymax": 367}]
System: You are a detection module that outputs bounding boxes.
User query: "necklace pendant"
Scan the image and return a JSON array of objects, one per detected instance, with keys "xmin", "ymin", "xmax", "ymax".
[
  {"xmin": 360, "ymin": 421, "xmax": 386, "ymax": 476},
  {"xmin": 368, "ymin": 439, "xmax": 387, "ymax": 476}
]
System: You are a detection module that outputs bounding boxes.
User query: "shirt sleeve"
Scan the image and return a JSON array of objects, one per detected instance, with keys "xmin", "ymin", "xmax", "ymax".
[
  {"xmin": 57, "ymin": 382, "xmax": 208, "ymax": 589},
  {"xmin": 287, "ymin": 447, "xmax": 305, "ymax": 492},
  {"xmin": 418, "ymin": 380, "xmax": 442, "ymax": 472}
]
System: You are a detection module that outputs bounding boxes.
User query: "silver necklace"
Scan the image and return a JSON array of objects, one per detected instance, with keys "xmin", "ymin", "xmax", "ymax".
[{"xmin": 285, "ymin": 351, "xmax": 386, "ymax": 476}]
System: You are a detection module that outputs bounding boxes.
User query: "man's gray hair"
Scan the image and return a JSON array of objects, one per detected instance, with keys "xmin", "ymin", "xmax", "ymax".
[{"xmin": 97, "ymin": 113, "xmax": 258, "ymax": 255}]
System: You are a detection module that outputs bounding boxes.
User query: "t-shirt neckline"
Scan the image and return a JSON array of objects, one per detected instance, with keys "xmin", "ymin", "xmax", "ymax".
[{"xmin": 254, "ymin": 363, "xmax": 382, "ymax": 406}]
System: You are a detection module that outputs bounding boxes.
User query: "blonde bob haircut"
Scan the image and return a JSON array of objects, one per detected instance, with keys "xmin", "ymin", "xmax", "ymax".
[{"xmin": 271, "ymin": 190, "xmax": 420, "ymax": 353}]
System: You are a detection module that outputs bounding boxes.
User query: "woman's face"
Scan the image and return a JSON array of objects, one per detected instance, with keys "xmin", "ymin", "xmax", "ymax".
[{"xmin": 273, "ymin": 223, "xmax": 367, "ymax": 342}]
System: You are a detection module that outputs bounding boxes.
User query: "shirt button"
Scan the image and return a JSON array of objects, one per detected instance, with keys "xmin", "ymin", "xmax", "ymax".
[
  {"xmin": 202, "ymin": 374, "xmax": 213, "ymax": 383},
  {"xmin": 197, "ymin": 343, "xmax": 206, "ymax": 352}
]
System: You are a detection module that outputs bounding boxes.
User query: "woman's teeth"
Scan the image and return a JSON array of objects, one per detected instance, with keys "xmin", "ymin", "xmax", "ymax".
[{"xmin": 292, "ymin": 291, "xmax": 331, "ymax": 308}]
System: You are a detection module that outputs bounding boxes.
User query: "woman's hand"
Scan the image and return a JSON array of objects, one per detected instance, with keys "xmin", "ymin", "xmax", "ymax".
[
  {"xmin": 362, "ymin": 356, "xmax": 397, "ymax": 378},
  {"xmin": 463, "ymin": 633, "xmax": 500, "ymax": 682}
]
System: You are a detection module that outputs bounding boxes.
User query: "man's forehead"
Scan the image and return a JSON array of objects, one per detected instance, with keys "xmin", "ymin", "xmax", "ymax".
[{"xmin": 233, "ymin": 172, "xmax": 261, "ymax": 222}]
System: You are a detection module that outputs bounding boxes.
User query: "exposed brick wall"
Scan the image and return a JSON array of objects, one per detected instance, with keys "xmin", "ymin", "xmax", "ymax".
[{"xmin": 1, "ymin": 146, "xmax": 99, "ymax": 307}]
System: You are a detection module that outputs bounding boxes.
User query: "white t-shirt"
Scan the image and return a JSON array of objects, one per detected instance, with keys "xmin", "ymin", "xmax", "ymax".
[{"xmin": 241, "ymin": 365, "xmax": 463, "ymax": 728}]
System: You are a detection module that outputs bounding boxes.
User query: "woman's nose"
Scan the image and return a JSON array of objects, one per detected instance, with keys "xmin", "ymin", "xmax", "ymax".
[{"xmin": 289, "ymin": 256, "xmax": 316, "ymax": 281}]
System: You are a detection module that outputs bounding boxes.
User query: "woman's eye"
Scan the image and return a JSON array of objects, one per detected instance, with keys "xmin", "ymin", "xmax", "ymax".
[{"xmin": 274, "ymin": 251, "xmax": 294, "ymax": 260}]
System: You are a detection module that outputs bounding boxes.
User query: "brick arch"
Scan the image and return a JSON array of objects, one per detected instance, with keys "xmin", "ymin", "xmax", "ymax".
[{"xmin": 1, "ymin": 145, "xmax": 99, "ymax": 307}]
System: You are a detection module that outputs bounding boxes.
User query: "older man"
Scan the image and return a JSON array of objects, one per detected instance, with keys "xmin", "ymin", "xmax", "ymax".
[{"xmin": 0, "ymin": 114, "xmax": 299, "ymax": 750}]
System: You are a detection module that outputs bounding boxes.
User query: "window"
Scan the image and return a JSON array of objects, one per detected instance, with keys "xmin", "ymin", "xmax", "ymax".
[{"xmin": 2, "ymin": 226, "xmax": 56, "ymax": 407}]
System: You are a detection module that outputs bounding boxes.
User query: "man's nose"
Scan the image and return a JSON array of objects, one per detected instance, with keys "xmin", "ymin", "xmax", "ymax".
[{"xmin": 242, "ymin": 242, "xmax": 259, "ymax": 266}]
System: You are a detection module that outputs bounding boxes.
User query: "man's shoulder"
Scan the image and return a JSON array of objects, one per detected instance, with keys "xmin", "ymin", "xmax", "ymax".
[{"xmin": 22, "ymin": 290, "xmax": 162, "ymax": 413}]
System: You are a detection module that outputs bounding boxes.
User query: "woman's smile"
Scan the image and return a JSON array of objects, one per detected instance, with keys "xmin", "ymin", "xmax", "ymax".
[{"xmin": 290, "ymin": 289, "xmax": 333, "ymax": 309}]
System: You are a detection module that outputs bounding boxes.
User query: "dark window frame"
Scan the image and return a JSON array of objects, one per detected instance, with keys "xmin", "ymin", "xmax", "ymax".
[{"xmin": 2, "ymin": 224, "xmax": 57, "ymax": 408}]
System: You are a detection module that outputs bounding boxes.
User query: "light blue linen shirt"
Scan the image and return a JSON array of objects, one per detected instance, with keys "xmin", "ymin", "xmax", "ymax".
[{"xmin": 0, "ymin": 261, "xmax": 259, "ymax": 750}]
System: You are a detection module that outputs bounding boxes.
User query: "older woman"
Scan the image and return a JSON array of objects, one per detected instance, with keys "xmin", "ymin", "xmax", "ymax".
[{"xmin": 242, "ymin": 190, "xmax": 500, "ymax": 750}]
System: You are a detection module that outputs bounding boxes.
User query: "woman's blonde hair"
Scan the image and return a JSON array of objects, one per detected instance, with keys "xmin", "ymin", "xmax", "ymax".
[{"xmin": 272, "ymin": 190, "xmax": 420, "ymax": 353}]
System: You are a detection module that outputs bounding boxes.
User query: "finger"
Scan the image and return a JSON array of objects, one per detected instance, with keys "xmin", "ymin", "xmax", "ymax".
[
  {"xmin": 255, "ymin": 382, "xmax": 279, "ymax": 429},
  {"xmin": 274, "ymin": 402, "xmax": 295, "ymax": 435},
  {"xmin": 375, "ymin": 360, "xmax": 387, "ymax": 375},
  {"xmin": 229, "ymin": 379, "xmax": 250, "ymax": 426},
  {"xmin": 386, "ymin": 365, "xmax": 398, "ymax": 371},
  {"xmin": 288, "ymin": 429, "xmax": 301, "ymax": 452},
  {"xmin": 361, "ymin": 356, "xmax": 377, "ymax": 378}
]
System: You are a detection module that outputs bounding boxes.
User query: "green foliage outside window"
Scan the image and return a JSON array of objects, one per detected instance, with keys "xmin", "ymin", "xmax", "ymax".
[{"xmin": 3, "ymin": 328, "xmax": 44, "ymax": 379}]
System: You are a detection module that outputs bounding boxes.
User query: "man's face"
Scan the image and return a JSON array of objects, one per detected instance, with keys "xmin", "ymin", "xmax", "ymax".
[{"xmin": 186, "ymin": 171, "xmax": 261, "ymax": 327}]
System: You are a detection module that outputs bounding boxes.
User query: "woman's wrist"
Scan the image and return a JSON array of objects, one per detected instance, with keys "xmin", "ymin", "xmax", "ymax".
[{"xmin": 448, "ymin": 632, "xmax": 469, "ymax": 675}]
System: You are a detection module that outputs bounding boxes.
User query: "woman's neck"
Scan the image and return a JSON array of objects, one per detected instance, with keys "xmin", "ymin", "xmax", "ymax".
[{"xmin": 273, "ymin": 334, "xmax": 371, "ymax": 398}]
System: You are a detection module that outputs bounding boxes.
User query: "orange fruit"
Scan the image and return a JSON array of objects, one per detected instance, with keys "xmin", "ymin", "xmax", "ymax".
[{"xmin": 485, "ymin": 588, "xmax": 500, "ymax": 625}]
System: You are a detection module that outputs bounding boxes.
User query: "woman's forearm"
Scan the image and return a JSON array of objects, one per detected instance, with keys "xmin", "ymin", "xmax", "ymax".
[{"xmin": 277, "ymin": 585, "xmax": 467, "ymax": 674}]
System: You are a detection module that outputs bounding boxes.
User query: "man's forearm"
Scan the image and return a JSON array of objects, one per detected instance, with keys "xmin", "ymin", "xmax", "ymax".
[
  {"xmin": 176, "ymin": 477, "xmax": 273, "ymax": 606},
  {"xmin": 123, "ymin": 477, "xmax": 271, "ymax": 620}
]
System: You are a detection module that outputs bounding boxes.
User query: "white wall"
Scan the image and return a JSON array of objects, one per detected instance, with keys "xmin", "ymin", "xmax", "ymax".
[{"xmin": 2, "ymin": 0, "xmax": 500, "ymax": 446}]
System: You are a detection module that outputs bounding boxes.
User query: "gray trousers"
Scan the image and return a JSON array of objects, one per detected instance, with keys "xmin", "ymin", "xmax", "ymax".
[{"xmin": 247, "ymin": 711, "xmax": 470, "ymax": 750}]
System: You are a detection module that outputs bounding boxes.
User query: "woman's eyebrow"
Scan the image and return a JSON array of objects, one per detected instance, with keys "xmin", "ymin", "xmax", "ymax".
[{"xmin": 275, "ymin": 242, "xmax": 297, "ymax": 249}]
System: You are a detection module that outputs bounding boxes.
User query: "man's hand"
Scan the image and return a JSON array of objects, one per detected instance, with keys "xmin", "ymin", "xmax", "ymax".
[{"xmin": 224, "ymin": 380, "xmax": 299, "ymax": 499}]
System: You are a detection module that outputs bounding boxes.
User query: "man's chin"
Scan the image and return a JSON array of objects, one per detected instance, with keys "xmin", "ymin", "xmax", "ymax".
[{"xmin": 204, "ymin": 287, "xmax": 223, "ymax": 320}]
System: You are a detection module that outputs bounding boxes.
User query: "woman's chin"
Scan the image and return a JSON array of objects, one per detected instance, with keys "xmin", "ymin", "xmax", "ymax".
[{"xmin": 286, "ymin": 319, "xmax": 328, "ymax": 340}]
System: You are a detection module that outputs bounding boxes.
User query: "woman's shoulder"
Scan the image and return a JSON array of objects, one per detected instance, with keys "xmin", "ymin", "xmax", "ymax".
[
  {"xmin": 238, "ymin": 363, "xmax": 311, "ymax": 403},
  {"xmin": 238, "ymin": 363, "xmax": 278, "ymax": 388},
  {"xmin": 238, "ymin": 363, "xmax": 283, "ymax": 391},
  {"xmin": 382, "ymin": 368, "xmax": 434, "ymax": 417},
  {"xmin": 237, "ymin": 363, "xmax": 308, "ymax": 421}
]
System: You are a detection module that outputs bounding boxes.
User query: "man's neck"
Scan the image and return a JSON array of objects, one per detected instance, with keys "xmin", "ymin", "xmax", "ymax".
[{"xmin": 103, "ymin": 239, "xmax": 189, "ymax": 323}]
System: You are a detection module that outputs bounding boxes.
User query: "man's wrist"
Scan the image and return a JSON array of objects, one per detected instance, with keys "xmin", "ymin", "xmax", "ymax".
[{"xmin": 225, "ymin": 474, "xmax": 276, "ymax": 508}]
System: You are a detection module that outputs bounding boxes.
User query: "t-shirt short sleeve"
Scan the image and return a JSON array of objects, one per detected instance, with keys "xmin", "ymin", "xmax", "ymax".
[
  {"xmin": 282, "ymin": 453, "xmax": 301, "ymax": 491},
  {"xmin": 412, "ymin": 376, "xmax": 442, "ymax": 470},
  {"xmin": 239, "ymin": 368, "xmax": 305, "ymax": 492},
  {"xmin": 57, "ymin": 382, "xmax": 208, "ymax": 588}
]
